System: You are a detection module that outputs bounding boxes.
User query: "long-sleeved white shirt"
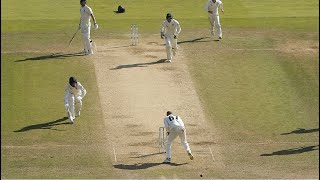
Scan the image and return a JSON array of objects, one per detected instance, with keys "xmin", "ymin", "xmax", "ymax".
[
  {"xmin": 80, "ymin": 5, "xmax": 93, "ymax": 25},
  {"xmin": 206, "ymin": 0, "xmax": 224, "ymax": 16},
  {"xmin": 163, "ymin": 114, "xmax": 185, "ymax": 132},
  {"xmin": 160, "ymin": 19, "xmax": 181, "ymax": 36},
  {"xmin": 64, "ymin": 82, "xmax": 87, "ymax": 105}
]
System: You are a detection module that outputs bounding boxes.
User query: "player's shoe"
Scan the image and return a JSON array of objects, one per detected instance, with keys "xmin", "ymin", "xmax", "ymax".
[
  {"xmin": 219, "ymin": 36, "xmax": 222, "ymax": 39},
  {"xmin": 68, "ymin": 111, "xmax": 74, "ymax": 124},
  {"xmin": 165, "ymin": 59, "xmax": 172, "ymax": 63},
  {"xmin": 163, "ymin": 158, "xmax": 171, "ymax": 163},
  {"xmin": 75, "ymin": 111, "xmax": 80, "ymax": 117},
  {"xmin": 188, "ymin": 152, "xmax": 194, "ymax": 160}
]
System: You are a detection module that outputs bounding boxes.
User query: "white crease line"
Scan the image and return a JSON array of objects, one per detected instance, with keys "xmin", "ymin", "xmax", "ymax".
[
  {"xmin": 112, "ymin": 144, "xmax": 117, "ymax": 162},
  {"xmin": 208, "ymin": 146, "xmax": 215, "ymax": 162}
]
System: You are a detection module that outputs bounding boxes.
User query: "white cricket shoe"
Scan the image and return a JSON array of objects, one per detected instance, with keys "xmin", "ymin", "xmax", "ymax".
[
  {"xmin": 219, "ymin": 36, "xmax": 222, "ymax": 39},
  {"xmin": 188, "ymin": 152, "xmax": 194, "ymax": 160},
  {"xmin": 165, "ymin": 59, "xmax": 172, "ymax": 63},
  {"xmin": 67, "ymin": 111, "xmax": 74, "ymax": 124},
  {"xmin": 163, "ymin": 158, "xmax": 171, "ymax": 163}
]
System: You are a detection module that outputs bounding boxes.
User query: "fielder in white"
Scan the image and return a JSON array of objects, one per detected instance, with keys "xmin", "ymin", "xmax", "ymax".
[
  {"xmin": 206, "ymin": 0, "xmax": 224, "ymax": 39},
  {"xmin": 64, "ymin": 77, "xmax": 87, "ymax": 124},
  {"xmin": 163, "ymin": 111, "xmax": 194, "ymax": 163},
  {"xmin": 79, "ymin": 0, "xmax": 98, "ymax": 55},
  {"xmin": 160, "ymin": 13, "xmax": 181, "ymax": 63}
]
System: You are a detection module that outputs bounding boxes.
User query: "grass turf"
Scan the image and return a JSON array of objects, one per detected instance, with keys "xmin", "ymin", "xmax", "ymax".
[{"xmin": 1, "ymin": 0, "xmax": 319, "ymax": 178}]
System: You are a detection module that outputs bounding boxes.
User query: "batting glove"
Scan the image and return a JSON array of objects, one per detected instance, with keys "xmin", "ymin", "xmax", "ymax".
[{"xmin": 94, "ymin": 23, "xmax": 99, "ymax": 30}]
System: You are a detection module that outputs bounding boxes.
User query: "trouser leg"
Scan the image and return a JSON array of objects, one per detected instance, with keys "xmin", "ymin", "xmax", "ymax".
[
  {"xmin": 67, "ymin": 95, "xmax": 75, "ymax": 120},
  {"xmin": 215, "ymin": 16, "xmax": 222, "ymax": 38},
  {"xmin": 165, "ymin": 36, "xmax": 172, "ymax": 60},
  {"xmin": 208, "ymin": 15, "xmax": 215, "ymax": 35},
  {"xmin": 166, "ymin": 130, "xmax": 178, "ymax": 159},
  {"xmin": 74, "ymin": 97, "xmax": 82, "ymax": 117},
  {"xmin": 178, "ymin": 128, "xmax": 191, "ymax": 153}
]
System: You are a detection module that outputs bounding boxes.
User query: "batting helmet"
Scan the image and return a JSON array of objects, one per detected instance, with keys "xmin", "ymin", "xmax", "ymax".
[{"xmin": 69, "ymin": 77, "xmax": 78, "ymax": 87}]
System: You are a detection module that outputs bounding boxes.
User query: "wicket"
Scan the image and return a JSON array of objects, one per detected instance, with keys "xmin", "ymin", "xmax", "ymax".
[
  {"xmin": 130, "ymin": 24, "xmax": 139, "ymax": 46},
  {"xmin": 159, "ymin": 127, "xmax": 166, "ymax": 153}
]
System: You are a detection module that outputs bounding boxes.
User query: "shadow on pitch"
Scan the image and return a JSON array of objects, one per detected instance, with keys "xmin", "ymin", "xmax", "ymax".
[
  {"xmin": 15, "ymin": 52, "xmax": 86, "ymax": 62},
  {"xmin": 113, "ymin": 162, "xmax": 188, "ymax": 170},
  {"xmin": 260, "ymin": 145, "xmax": 319, "ymax": 156},
  {"xmin": 281, "ymin": 128, "xmax": 319, "ymax": 135},
  {"xmin": 110, "ymin": 59, "xmax": 167, "ymax": 70},
  {"xmin": 177, "ymin": 37, "xmax": 215, "ymax": 44},
  {"xmin": 13, "ymin": 117, "xmax": 70, "ymax": 132},
  {"xmin": 130, "ymin": 152, "xmax": 164, "ymax": 158}
]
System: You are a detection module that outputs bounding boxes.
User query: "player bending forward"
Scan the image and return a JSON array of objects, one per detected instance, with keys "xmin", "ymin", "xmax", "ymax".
[
  {"xmin": 163, "ymin": 111, "xmax": 194, "ymax": 163},
  {"xmin": 160, "ymin": 13, "xmax": 181, "ymax": 63},
  {"xmin": 64, "ymin": 77, "xmax": 87, "ymax": 124}
]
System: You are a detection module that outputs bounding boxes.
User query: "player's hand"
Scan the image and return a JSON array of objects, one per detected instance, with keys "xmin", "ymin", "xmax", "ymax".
[
  {"xmin": 221, "ymin": 10, "xmax": 224, "ymax": 14},
  {"xmin": 166, "ymin": 132, "xmax": 170, "ymax": 136},
  {"xmin": 76, "ymin": 96, "xmax": 83, "ymax": 101},
  {"xmin": 208, "ymin": 11, "xmax": 213, "ymax": 14},
  {"xmin": 173, "ymin": 35, "xmax": 177, "ymax": 39},
  {"xmin": 94, "ymin": 23, "xmax": 99, "ymax": 30}
]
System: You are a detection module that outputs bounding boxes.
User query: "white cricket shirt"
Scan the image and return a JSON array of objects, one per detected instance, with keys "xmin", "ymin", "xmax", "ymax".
[
  {"xmin": 161, "ymin": 19, "xmax": 181, "ymax": 36},
  {"xmin": 80, "ymin": 5, "xmax": 93, "ymax": 25},
  {"xmin": 206, "ymin": 0, "xmax": 223, "ymax": 16}
]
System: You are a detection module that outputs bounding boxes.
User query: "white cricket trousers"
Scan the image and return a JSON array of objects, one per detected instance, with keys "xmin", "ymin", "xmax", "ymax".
[
  {"xmin": 208, "ymin": 14, "xmax": 222, "ymax": 37},
  {"xmin": 66, "ymin": 94, "xmax": 82, "ymax": 119},
  {"xmin": 164, "ymin": 34, "xmax": 177, "ymax": 60},
  {"xmin": 81, "ymin": 23, "xmax": 93, "ymax": 54},
  {"xmin": 166, "ymin": 126, "xmax": 191, "ymax": 159}
]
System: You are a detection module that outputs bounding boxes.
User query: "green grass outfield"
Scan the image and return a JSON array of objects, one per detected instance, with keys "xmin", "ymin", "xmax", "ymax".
[{"xmin": 1, "ymin": 0, "xmax": 319, "ymax": 178}]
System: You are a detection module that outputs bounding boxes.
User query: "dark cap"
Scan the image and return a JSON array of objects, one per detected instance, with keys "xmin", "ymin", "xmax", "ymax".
[
  {"xmin": 167, "ymin": 111, "xmax": 173, "ymax": 116},
  {"xmin": 166, "ymin": 13, "xmax": 173, "ymax": 19}
]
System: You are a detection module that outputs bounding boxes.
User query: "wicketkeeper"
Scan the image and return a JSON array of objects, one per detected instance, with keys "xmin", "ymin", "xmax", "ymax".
[
  {"xmin": 64, "ymin": 77, "xmax": 87, "ymax": 124},
  {"xmin": 79, "ymin": 0, "xmax": 98, "ymax": 55},
  {"xmin": 206, "ymin": 0, "xmax": 224, "ymax": 39},
  {"xmin": 160, "ymin": 13, "xmax": 181, "ymax": 63},
  {"xmin": 163, "ymin": 111, "xmax": 194, "ymax": 163}
]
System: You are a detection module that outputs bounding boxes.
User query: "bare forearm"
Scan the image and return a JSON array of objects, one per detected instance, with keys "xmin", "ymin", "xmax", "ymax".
[{"xmin": 91, "ymin": 14, "xmax": 97, "ymax": 24}]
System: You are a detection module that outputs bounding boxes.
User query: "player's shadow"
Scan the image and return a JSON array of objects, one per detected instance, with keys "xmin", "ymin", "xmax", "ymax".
[
  {"xmin": 281, "ymin": 128, "xmax": 319, "ymax": 135},
  {"xmin": 178, "ymin": 37, "xmax": 214, "ymax": 44},
  {"xmin": 260, "ymin": 145, "xmax": 319, "ymax": 156},
  {"xmin": 15, "ymin": 52, "xmax": 86, "ymax": 62},
  {"xmin": 13, "ymin": 117, "xmax": 70, "ymax": 132},
  {"xmin": 130, "ymin": 152, "xmax": 164, "ymax": 158},
  {"xmin": 113, "ymin": 162, "xmax": 188, "ymax": 170},
  {"xmin": 110, "ymin": 59, "xmax": 167, "ymax": 70}
]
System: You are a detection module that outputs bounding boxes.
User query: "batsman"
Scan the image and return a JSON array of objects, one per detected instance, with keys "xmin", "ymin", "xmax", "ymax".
[
  {"xmin": 79, "ymin": 0, "xmax": 98, "ymax": 55},
  {"xmin": 64, "ymin": 77, "xmax": 87, "ymax": 124},
  {"xmin": 160, "ymin": 13, "xmax": 181, "ymax": 63},
  {"xmin": 163, "ymin": 111, "xmax": 194, "ymax": 163}
]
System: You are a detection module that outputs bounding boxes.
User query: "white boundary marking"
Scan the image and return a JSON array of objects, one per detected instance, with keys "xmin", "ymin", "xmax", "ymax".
[
  {"xmin": 208, "ymin": 146, "xmax": 215, "ymax": 162},
  {"xmin": 112, "ymin": 144, "xmax": 117, "ymax": 162}
]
